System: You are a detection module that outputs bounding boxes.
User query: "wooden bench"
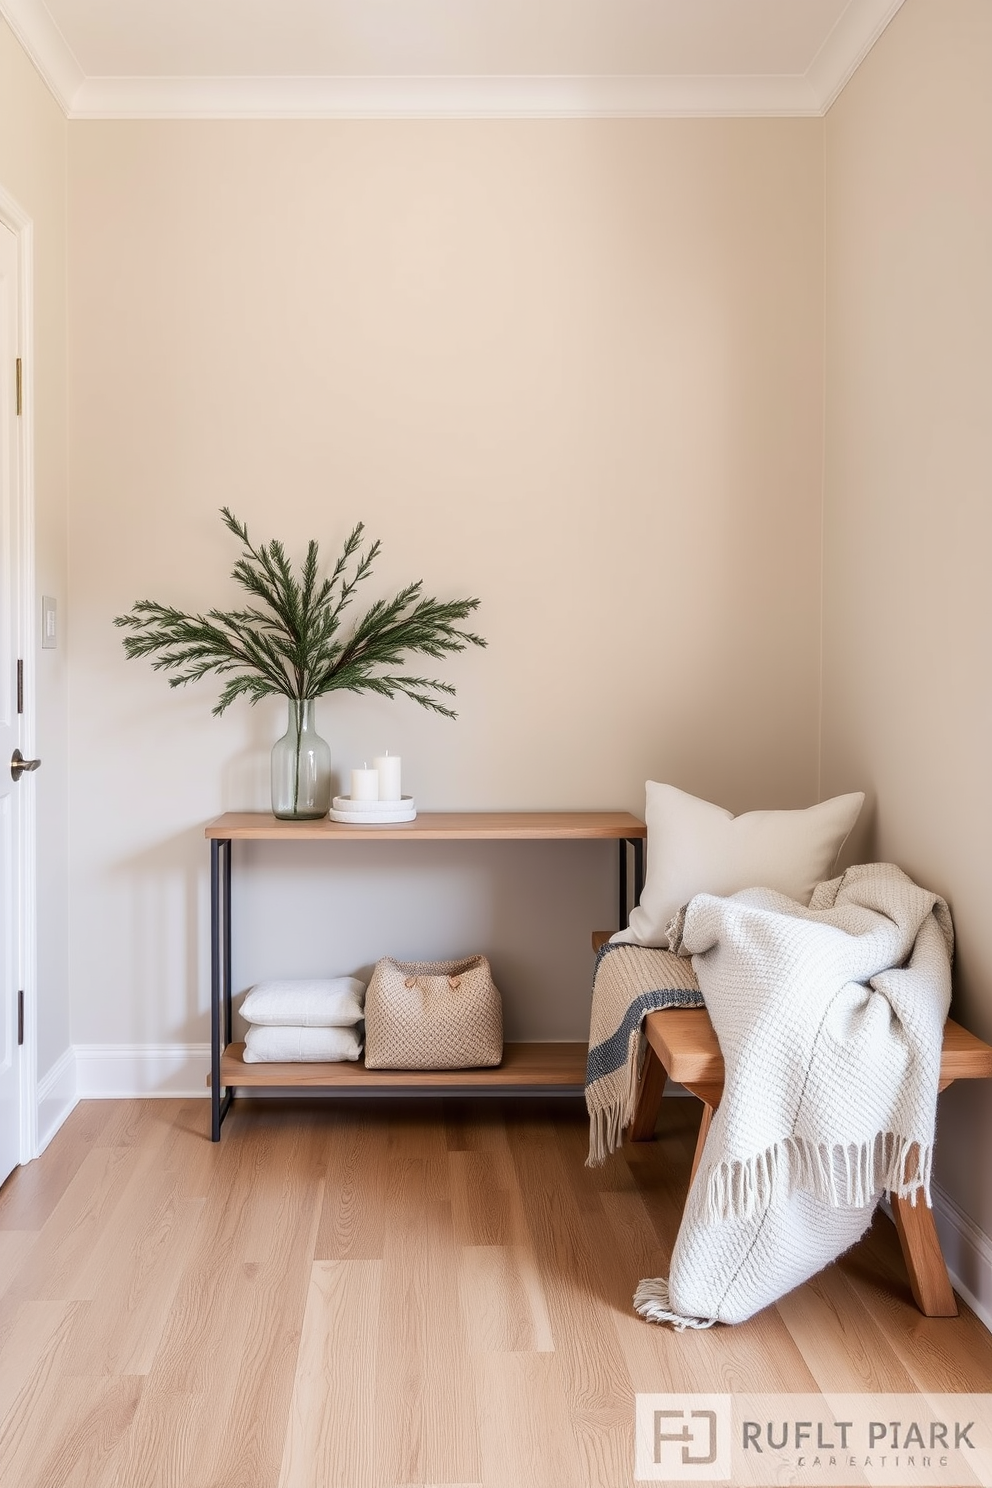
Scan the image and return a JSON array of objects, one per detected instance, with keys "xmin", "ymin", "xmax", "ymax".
[{"xmin": 591, "ymin": 931, "xmax": 992, "ymax": 1317}]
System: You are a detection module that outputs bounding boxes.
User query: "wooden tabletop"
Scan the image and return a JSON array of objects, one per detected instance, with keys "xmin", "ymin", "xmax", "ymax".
[{"xmin": 205, "ymin": 810, "xmax": 646, "ymax": 841}]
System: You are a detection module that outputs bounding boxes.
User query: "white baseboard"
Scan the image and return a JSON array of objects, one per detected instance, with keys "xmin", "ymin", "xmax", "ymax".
[
  {"xmin": 36, "ymin": 1046, "xmax": 78, "ymax": 1154},
  {"xmin": 73, "ymin": 1043, "xmax": 211, "ymax": 1099},
  {"xmin": 932, "ymin": 1181, "xmax": 992, "ymax": 1334}
]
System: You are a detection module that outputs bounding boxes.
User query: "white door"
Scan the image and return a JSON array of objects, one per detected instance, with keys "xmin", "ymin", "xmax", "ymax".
[{"xmin": 0, "ymin": 220, "xmax": 23, "ymax": 1188}]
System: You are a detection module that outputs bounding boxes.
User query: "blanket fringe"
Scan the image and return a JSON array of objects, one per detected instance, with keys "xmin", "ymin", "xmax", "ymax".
[
  {"xmin": 703, "ymin": 1130, "xmax": 933, "ymax": 1225},
  {"xmin": 586, "ymin": 1028, "xmax": 643, "ymax": 1168},
  {"xmin": 633, "ymin": 1278, "xmax": 715, "ymax": 1331}
]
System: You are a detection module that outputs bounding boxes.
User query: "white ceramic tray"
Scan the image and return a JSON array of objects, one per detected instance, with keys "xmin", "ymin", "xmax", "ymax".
[{"xmin": 329, "ymin": 794, "xmax": 417, "ymax": 824}]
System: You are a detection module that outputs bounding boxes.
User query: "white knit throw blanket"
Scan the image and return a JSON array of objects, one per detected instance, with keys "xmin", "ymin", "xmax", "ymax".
[{"xmin": 635, "ymin": 862, "xmax": 954, "ymax": 1330}]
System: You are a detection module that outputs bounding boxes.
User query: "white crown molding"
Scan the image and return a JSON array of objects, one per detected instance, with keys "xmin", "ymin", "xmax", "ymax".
[
  {"xmin": 69, "ymin": 71, "xmax": 824, "ymax": 121},
  {"xmin": 1, "ymin": 1, "xmax": 904, "ymax": 121},
  {"xmin": 806, "ymin": 0, "xmax": 907, "ymax": 112},
  {"xmin": 0, "ymin": 0, "xmax": 83, "ymax": 112}
]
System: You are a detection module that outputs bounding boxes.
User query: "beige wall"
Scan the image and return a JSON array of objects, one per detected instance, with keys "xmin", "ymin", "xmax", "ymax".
[
  {"xmin": 0, "ymin": 20, "xmax": 70, "ymax": 1083},
  {"xmin": 67, "ymin": 118, "xmax": 825, "ymax": 1045},
  {"xmin": 11, "ymin": 0, "xmax": 992, "ymax": 1273},
  {"xmin": 823, "ymin": 1, "xmax": 992, "ymax": 1235}
]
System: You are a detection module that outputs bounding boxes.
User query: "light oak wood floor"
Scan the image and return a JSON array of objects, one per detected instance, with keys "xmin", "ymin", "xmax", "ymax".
[{"xmin": 1, "ymin": 1095, "xmax": 990, "ymax": 1488}]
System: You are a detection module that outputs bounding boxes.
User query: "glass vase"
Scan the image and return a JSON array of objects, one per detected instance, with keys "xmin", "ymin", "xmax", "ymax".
[{"xmin": 271, "ymin": 698, "xmax": 331, "ymax": 820}]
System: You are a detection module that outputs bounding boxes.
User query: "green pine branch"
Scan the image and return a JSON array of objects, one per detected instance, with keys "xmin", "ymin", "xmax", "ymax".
[{"xmin": 114, "ymin": 509, "xmax": 486, "ymax": 716}]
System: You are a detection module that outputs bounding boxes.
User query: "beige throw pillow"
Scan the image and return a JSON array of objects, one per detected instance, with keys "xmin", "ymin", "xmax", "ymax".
[{"xmin": 612, "ymin": 783, "xmax": 865, "ymax": 949}]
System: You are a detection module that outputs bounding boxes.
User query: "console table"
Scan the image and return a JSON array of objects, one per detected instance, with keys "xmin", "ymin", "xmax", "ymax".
[{"xmin": 205, "ymin": 810, "xmax": 645, "ymax": 1139}]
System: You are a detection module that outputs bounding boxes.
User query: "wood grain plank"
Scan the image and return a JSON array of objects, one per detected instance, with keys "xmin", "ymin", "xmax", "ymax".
[
  {"xmin": 4, "ymin": 1146, "xmax": 136, "ymax": 1304},
  {"xmin": 473, "ymin": 1354, "xmax": 584, "ymax": 1488},
  {"xmin": 451, "ymin": 1113, "xmax": 555, "ymax": 1353},
  {"xmin": 449, "ymin": 1151, "xmax": 511, "ymax": 1247},
  {"xmin": 0, "ymin": 1101, "xmax": 115, "ymax": 1231},
  {"xmin": 554, "ymin": 1110, "xmax": 639, "ymax": 1215},
  {"xmin": 100, "ymin": 1384, "xmax": 202, "ymax": 1488},
  {"xmin": 314, "ymin": 1109, "xmax": 387, "ymax": 1261},
  {"xmin": 458, "ymin": 1245, "xmax": 546, "ymax": 1355},
  {"xmin": 373, "ymin": 1160, "xmax": 481, "ymax": 1488},
  {"xmin": 381, "ymin": 1101, "xmax": 451, "ymax": 1204},
  {"xmin": 776, "ymin": 1259, "xmax": 919, "ymax": 1393},
  {"xmin": 232, "ymin": 1109, "xmax": 328, "ymax": 1267},
  {"xmin": 501, "ymin": 1115, "xmax": 636, "ymax": 1488},
  {"xmin": 61, "ymin": 1176, "xmax": 206, "ymax": 1376},
  {"xmin": 502, "ymin": 1111, "xmax": 635, "ymax": 1454},
  {"xmin": 837, "ymin": 1213, "xmax": 992, "ymax": 1392},
  {"xmin": 140, "ymin": 1121, "xmax": 269, "ymax": 1398},
  {"xmin": 0, "ymin": 1301, "xmax": 85, "ymax": 1484},
  {"xmin": 157, "ymin": 1098, "xmax": 225, "ymax": 1199},
  {"xmin": 443, "ymin": 1102, "xmax": 519, "ymax": 1186},
  {"xmin": 15, "ymin": 1375, "xmax": 144, "ymax": 1488},
  {"xmin": 201, "ymin": 1244, "xmax": 323, "ymax": 1488},
  {"xmin": 92, "ymin": 1098, "xmax": 176, "ymax": 1151},
  {"xmin": 368, "ymin": 1136, "xmax": 475, "ymax": 1479},
  {"xmin": 0, "ymin": 1300, "xmax": 79, "ymax": 1423},
  {"xmin": 0, "ymin": 1097, "xmax": 988, "ymax": 1488},
  {"xmin": 0, "ymin": 1231, "xmax": 35, "ymax": 1300},
  {"xmin": 278, "ymin": 1260, "xmax": 381, "ymax": 1488},
  {"xmin": 180, "ymin": 1114, "xmax": 326, "ymax": 1488}
]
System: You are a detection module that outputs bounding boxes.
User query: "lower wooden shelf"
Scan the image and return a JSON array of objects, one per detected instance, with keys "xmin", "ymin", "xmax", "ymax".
[{"xmin": 214, "ymin": 1041, "xmax": 588, "ymax": 1091}]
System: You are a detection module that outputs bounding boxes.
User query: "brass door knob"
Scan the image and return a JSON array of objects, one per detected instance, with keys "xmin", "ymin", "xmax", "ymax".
[{"xmin": 10, "ymin": 749, "xmax": 41, "ymax": 782}]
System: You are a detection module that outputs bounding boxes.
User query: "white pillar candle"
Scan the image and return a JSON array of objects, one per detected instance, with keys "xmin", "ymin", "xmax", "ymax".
[
  {"xmin": 350, "ymin": 765, "xmax": 379, "ymax": 802},
  {"xmin": 373, "ymin": 753, "xmax": 402, "ymax": 802}
]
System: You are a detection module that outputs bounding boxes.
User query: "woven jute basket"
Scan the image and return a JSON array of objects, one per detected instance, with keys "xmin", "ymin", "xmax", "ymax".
[{"xmin": 364, "ymin": 955, "xmax": 503, "ymax": 1070}]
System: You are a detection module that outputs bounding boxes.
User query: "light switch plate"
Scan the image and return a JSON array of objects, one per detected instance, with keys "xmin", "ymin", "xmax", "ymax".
[{"xmin": 41, "ymin": 595, "xmax": 56, "ymax": 649}]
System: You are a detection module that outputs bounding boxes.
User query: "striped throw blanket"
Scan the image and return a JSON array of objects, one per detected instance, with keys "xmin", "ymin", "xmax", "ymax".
[{"xmin": 585, "ymin": 942, "xmax": 703, "ymax": 1165}]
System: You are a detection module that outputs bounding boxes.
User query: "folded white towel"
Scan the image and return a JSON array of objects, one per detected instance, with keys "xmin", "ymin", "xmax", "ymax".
[
  {"xmin": 243, "ymin": 1024, "xmax": 363, "ymax": 1063},
  {"xmin": 240, "ymin": 977, "xmax": 366, "ymax": 1028}
]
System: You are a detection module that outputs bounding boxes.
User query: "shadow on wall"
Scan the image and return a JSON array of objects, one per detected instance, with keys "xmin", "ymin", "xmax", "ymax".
[
  {"xmin": 220, "ymin": 701, "xmax": 277, "ymax": 812},
  {"xmin": 109, "ymin": 826, "xmax": 209, "ymax": 1045},
  {"xmin": 840, "ymin": 792, "xmax": 876, "ymax": 872}
]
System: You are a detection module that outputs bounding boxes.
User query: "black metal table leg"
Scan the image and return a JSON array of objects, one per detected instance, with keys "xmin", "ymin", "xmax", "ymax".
[
  {"xmin": 211, "ymin": 836, "xmax": 233, "ymax": 1141},
  {"xmin": 211, "ymin": 840, "xmax": 221, "ymax": 1140},
  {"xmin": 618, "ymin": 838, "xmax": 628, "ymax": 930},
  {"xmin": 618, "ymin": 836, "xmax": 645, "ymax": 930},
  {"xmin": 223, "ymin": 839, "xmax": 232, "ymax": 1048}
]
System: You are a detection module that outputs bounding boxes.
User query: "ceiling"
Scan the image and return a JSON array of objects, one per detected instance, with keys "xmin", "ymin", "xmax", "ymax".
[{"xmin": 1, "ymin": 0, "xmax": 905, "ymax": 118}]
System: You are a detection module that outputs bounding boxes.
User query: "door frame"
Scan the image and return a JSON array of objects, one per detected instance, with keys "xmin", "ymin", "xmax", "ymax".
[{"xmin": 0, "ymin": 180, "xmax": 38, "ymax": 1164}]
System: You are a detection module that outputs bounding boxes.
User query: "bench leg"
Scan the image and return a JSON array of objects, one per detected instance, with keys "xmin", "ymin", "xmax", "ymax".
[
  {"xmin": 890, "ymin": 1193, "xmax": 957, "ymax": 1317},
  {"xmin": 628, "ymin": 1045, "xmax": 668, "ymax": 1141},
  {"xmin": 689, "ymin": 1103, "xmax": 715, "ymax": 1187}
]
